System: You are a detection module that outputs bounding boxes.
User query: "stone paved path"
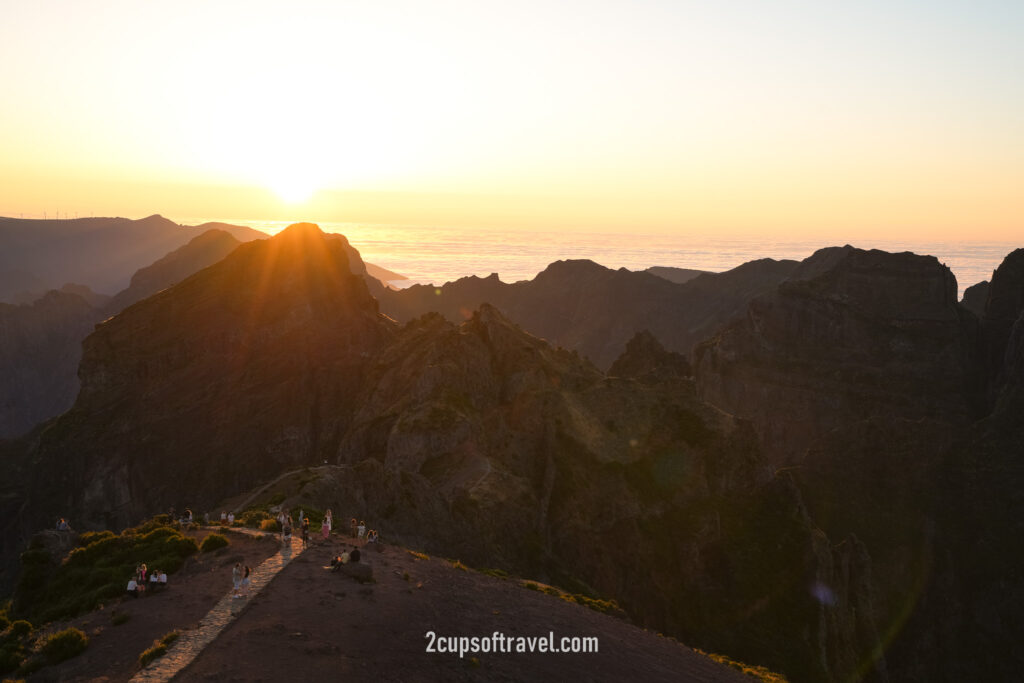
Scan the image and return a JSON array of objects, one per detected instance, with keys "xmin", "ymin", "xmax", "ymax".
[{"xmin": 130, "ymin": 529, "xmax": 306, "ymax": 682}]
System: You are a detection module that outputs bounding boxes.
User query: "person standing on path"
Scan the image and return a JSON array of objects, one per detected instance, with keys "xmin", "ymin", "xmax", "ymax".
[
  {"xmin": 241, "ymin": 566, "xmax": 251, "ymax": 597},
  {"xmin": 301, "ymin": 517, "xmax": 310, "ymax": 548},
  {"xmin": 350, "ymin": 517, "xmax": 357, "ymax": 538},
  {"xmin": 321, "ymin": 509, "xmax": 332, "ymax": 542},
  {"xmin": 232, "ymin": 563, "xmax": 242, "ymax": 598}
]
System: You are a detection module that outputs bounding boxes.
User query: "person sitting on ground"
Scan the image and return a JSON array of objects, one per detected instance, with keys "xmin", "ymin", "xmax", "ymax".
[
  {"xmin": 150, "ymin": 570, "xmax": 160, "ymax": 590},
  {"xmin": 349, "ymin": 547, "xmax": 361, "ymax": 563},
  {"xmin": 357, "ymin": 521, "xmax": 366, "ymax": 539},
  {"xmin": 366, "ymin": 530, "xmax": 378, "ymax": 544},
  {"xmin": 159, "ymin": 570, "xmax": 168, "ymax": 586},
  {"xmin": 127, "ymin": 577, "xmax": 141, "ymax": 598},
  {"xmin": 331, "ymin": 550, "xmax": 351, "ymax": 572}
]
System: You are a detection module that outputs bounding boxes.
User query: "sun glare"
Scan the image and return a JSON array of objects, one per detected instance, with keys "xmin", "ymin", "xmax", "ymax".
[{"xmin": 272, "ymin": 178, "xmax": 316, "ymax": 204}]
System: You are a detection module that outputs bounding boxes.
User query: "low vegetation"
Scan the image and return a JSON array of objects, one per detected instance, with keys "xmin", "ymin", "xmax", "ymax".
[
  {"xmin": 11, "ymin": 515, "xmax": 198, "ymax": 625},
  {"xmin": 138, "ymin": 630, "xmax": 180, "ymax": 667},
  {"xmin": 39, "ymin": 627, "xmax": 89, "ymax": 663},
  {"xmin": 199, "ymin": 533, "xmax": 230, "ymax": 553},
  {"xmin": 694, "ymin": 649, "xmax": 789, "ymax": 683}
]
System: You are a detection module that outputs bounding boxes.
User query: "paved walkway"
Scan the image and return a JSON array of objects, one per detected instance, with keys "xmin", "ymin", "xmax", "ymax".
[{"xmin": 130, "ymin": 529, "xmax": 306, "ymax": 682}]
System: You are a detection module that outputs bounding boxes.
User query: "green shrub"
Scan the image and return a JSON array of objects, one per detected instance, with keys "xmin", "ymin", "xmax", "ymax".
[
  {"xmin": 12, "ymin": 515, "xmax": 200, "ymax": 625},
  {"xmin": 40, "ymin": 628, "xmax": 88, "ymax": 663},
  {"xmin": 199, "ymin": 534, "xmax": 229, "ymax": 553},
  {"xmin": 238, "ymin": 509, "xmax": 270, "ymax": 528},
  {"xmin": 0, "ymin": 644, "xmax": 25, "ymax": 674},
  {"xmin": 259, "ymin": 519, "xmax": 280, "ymax": 532},
  {"xmin": 138, "ymin": 630, "xmax": 179, "ymax": 667},
  {"xmin": 77, "ymin": 530, "xmax": 115, "ymax": 547},
  {"xmin": 5, "ymin": 622, "xmax": 31, "ymax": 641}
]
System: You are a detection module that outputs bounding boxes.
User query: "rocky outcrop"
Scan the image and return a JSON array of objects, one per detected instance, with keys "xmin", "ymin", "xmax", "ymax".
[
  {"xmin": 25, "ymin": 223, "xmax": 394, "ymax": 532},
  {"xmin": 376, "ymin": 257, "xmax": 798, "ymax": 369},
  {"xmin": 695, "ymin": 246, "xmax": 984, "ymax": 463},
  {"xmin": 609, "ymin": 330, "xmax": 692, "ymax": 381},
  {"xmin": 961, "ymin": 279, "xmax": 989, "ymax": 316},
  {"xmin": 644, "ymin": 265, "xmax": 708, "ymax": 284}
]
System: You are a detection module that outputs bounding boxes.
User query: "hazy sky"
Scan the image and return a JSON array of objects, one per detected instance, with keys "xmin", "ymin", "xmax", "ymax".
[{"xmin": 1, "ymin": 0, "xmax": 1021, "ymax": 239}]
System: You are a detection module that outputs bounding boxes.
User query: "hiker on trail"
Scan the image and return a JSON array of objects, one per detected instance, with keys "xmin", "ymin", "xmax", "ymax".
[
  {"xmin": 203, "ymin": 511, "xmax": 210, "ymax": 525},
  {"xmin": 298, "ymin": 508, "xmax": 304, "ymax": 525},
  {"xmin": 357, "ymin": 521, "xmax": 366, "ymax": 539},
  {"xmin": 232, "ymin": 563, "xmax": 242, "ymax": 598},
  {"xmin": 350, "ymin": 518, "xmax": 357, "ymax": 538},
  {"xmin": 322, "ymin": 509, "xmax": 332, "ymax": 541},
  {"xmin": 301, "ymin": 517, "xmax": 310, "ymax": 548},
  {"xmin": 282, "ymin": 515, "xmax": 293, "ymax": 545},
  {"xmin": 227, "ymin": 512, "xmax": 235, "ymax": 525},
  {"xmin": 242, "ymin": 566, "xmax": 251, "ymax": 596},
  {"xmin": 221, "ymin": 511, "xmax": 227, "ymax": 523}
]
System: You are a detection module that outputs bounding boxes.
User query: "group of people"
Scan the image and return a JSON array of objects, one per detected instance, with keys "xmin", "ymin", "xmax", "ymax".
[
  {"xmin": 347, "ymin": 518, "xmax": 379, "ymax": 544},
  {"xmin": 330, "ymin": 546, "xmax": 362, "ymax": 569},
  {"xmin": 126, "ymin": 562, "xmax": 168, "ymax": 597}
]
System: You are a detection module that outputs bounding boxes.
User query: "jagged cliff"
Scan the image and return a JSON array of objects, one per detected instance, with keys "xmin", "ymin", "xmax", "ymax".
[{"xmin": 375, "ymin": 256, "xmax": 798, "ymax": 369}]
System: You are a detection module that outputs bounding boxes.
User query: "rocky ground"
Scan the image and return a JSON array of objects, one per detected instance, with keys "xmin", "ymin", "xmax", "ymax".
[
  {"xmin": 24, "ymin": 528, "xmax": 759, "ymax": 683},
  {"xmin": 176, "ymin": 535, "xmax": 754, "ymax": 683}
]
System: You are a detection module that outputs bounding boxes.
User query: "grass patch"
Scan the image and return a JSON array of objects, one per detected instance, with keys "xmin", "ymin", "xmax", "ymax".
[
  {"xmin": 695, "ymin": 649, "xmax": 789, "ymax": 683},
  {"xmin": 39, "ymin": 627, "xmax": 88, "ymax": 663},
  {"xmin": 138, "ymin": 630, "xmax": 179, "ymax": 668},
  {"xmin": 447, "ymin": 559, "xmax": 468, "ymax": 571},
  {"xmin": 408, "ymin": 551, "xmax": 430, "ymax": 561},
  {"xmin": 199, "ymin": 533, "xmax": 229, "ymax": 553},
  {"xmin": 479, "ymin": 568, "xmax": 509, "ymax": 579},
  {"xmin": 259, "ymin": 519, "xmax": 280, "ymax": 532}
]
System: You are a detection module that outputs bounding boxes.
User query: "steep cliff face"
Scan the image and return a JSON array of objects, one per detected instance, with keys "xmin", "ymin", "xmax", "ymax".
[
  {"xmin": 376, "ymin": 256, "xmax": 798, "ymax": 369},
  {"xmin": 691, "ymin": 244, "xmax": 1024, "ymax": 681},
  {"xmin": 27, "ymin": 223, "xmax": 395, "ymax": 530},
  {"xmin": 0, "ymin": 291, "xmax": 104, "ymax": 438},
  {"xmin": 694, "ymin": 246, "xmax": 984, "ymax": 463}
]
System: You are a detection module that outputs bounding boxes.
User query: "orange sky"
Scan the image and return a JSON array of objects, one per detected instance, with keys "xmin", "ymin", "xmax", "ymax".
[{"xmin": 1, "ymin": 1, "xmax": 1021, "ymax": 241}]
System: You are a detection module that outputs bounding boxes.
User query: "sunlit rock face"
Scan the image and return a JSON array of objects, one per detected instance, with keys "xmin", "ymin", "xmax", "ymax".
[{"xmin": 30, "ymin": 223, "xmax": 395, "ymax": 530}]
